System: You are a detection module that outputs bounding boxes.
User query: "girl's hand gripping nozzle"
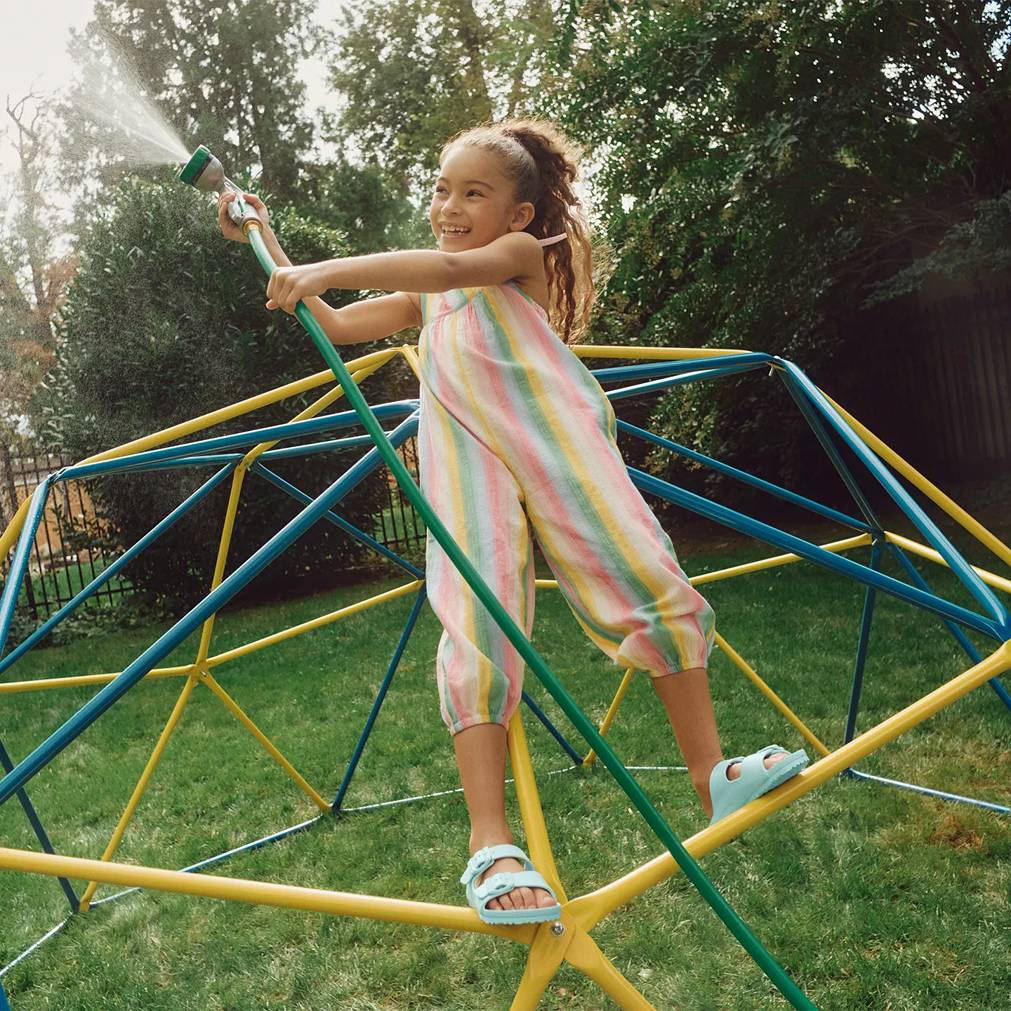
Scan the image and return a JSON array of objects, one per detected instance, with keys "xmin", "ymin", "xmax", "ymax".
[{"xmin": 178, "ymin": 145, "xmax": 263, "ymax": 236}]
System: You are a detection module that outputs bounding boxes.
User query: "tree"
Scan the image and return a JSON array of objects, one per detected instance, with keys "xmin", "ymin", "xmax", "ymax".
[
  {"xmin": 325, "ymin": 0, "xmax": 566, "ymax": 199},
  {"xmin": 59, "ymin": 0, "xmax": 316, "ymax": 202},
  {"xmin": 45, "ymin": 175, "xmax": 406, "ymax": 609},
  {"xmin": 552, "ymin": 0, "xmax": 1011, "ymax": 507},
  {"xmin": 0, "ymin": 93, "xmax": 75, "ymax": 436}
]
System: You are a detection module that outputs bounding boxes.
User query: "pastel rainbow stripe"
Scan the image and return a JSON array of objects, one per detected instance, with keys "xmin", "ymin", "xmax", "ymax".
[{"xmin": 418, "ymin": 283, "xmax": 715, "ymax": 733}]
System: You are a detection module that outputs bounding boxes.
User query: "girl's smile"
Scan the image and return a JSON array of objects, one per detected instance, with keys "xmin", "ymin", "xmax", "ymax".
[{"xmin": 429, "ymin": 145, "xmax": 534, "ymax": 251}]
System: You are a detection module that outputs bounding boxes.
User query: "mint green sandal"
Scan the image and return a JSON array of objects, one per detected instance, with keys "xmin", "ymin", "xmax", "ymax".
[
  {"xmin": 709, "ymin": 744, "xmax": 809, "ymax": 824},
  {"xmin": 460, "ymin": 844, "xmax": 562, "ymax": 925}
]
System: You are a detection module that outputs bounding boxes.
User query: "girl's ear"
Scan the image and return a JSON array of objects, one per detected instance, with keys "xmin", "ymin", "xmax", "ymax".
[{"xmin": 511, "ymin": 201, "xmax": 536, "ymax": 231}]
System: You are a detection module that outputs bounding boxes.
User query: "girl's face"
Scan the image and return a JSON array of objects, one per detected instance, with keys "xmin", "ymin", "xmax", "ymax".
[{"xmin": 429, "ymin": 145, "xmax": 534, "ymax": 251}]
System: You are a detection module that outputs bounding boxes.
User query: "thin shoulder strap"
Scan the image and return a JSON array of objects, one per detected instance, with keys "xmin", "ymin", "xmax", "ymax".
[{"xmin": 537, "ymin": 232, "xmax": 567, "ymax": 247}]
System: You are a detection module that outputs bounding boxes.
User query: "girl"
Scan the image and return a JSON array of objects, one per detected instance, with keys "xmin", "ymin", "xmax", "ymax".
[{"xmin": 219, "ymin": 118, "xmax": 808, "ymax": 926}]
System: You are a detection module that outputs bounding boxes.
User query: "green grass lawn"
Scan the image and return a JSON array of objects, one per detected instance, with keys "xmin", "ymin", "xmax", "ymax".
[{"xmin": 1, "ymin": 527, "xmax": 1009, "ymax": 1009}]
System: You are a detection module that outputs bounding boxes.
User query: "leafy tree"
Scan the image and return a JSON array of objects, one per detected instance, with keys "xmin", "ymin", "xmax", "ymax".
[
  {"xmin": 298, "ymin": 152, "xmax": 433, "ymax": 253},
  {"xmin": 60, "ymin": 0, "xmax": 316, "ymax": 201},
  {"xmin": 325, "ymin": 0, "xmax": 565, "ymax": 198},
  {"xmin": 553, "ymin": 0, "xmax": 1011, "ymax": 507},
  {"xmin": 0, "ymin": 94, "xmax": 76, "ymax": 436},
  {"xmin": 44, "ymin": 174, "xmax": 410, "ymax": 609}
]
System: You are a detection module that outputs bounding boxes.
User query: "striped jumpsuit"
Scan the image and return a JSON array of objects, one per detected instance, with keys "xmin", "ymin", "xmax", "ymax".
[{"xmin": 417, "ymin": 235, "xmax": 716, "ymax": 735}]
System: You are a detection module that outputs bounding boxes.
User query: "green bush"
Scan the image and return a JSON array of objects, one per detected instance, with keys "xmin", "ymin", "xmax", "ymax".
[{"xmin": 43, "ymin": 173, "xmax": 408, "ymax": 610}]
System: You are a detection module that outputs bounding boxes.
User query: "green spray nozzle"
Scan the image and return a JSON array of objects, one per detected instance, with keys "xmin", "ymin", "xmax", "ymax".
[{"xmin": 179, "ymin": 145, "xmax": 262, "ymax": 234}]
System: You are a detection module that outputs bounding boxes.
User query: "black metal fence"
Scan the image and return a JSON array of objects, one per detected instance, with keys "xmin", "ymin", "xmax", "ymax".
[
  {"xmin": 374, "ymin": 436, "xmax": 427, "ymax": 557},
  {"xmin": 0, "ymin": 439, "xmax": 427, "ymax": 624},
  {"xmin": 0, "ymin": 443, "xmax": 131, "ymax": 622}
]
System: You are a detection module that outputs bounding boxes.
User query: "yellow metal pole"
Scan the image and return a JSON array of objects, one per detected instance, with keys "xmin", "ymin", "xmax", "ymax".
[
  {"xmin": 0, "ymin": 583, "xmax": 425, "ymax": 694},
  {"xmin": 713, "ymin": 633, "xmax": 831, "ymax": 757},
  {"xmin": 825, "ymin": 394, "xmax": 1011, "ymax": 569},
  {"xmin": 568, "ymin": 642, "xmax": 1011, "ymax": 931},
  {"xmin": 0, "ymin": 665, "xmax": 192, "ymax": 695},
  {"xmin": 205, "ymin": 581, "xmax": 424, "ymax": 668},
  {"xmin": 79, "ymin": 674, "xmax": 201, "ymax": 910},
  {"xmin": 193, "ymin": 465, "xmax": 248, "ymax": 667},
  {"xmin": 239, "ymin": 361, "xmax": 388, "ymax": 468},
  {"xmin": 0, "ymin": 846, "xmax": 537, "ymax": 940},
  {"xmin": 398, "ymin": 344, "xmax": 424, "ymax": 382},
  {"xmin": 565, "ymin": 931, "xmax": 657, "ymax": 1010},
  {"xmin": 507, "ymin": 712, "xmax": 567, "ymax": 904},
  {"xmin": 536, "ymin": 533, "xmax": 871, "ymax": 596},
  {"xmin": 78, "ymin": 348, "xmax": 398, "ymax": 466},
  {"xmin": 884, "ymin": 531, "xmax": 1011, "ymax": 596},
  {"xmin": 0, "ymin": 497, "xmax": 30, "ymax": 563},
  {"xmin": 583, "ymin": 667, "xmax": 636, "ymax": 768},
  {"xmin": 690, "ymin": 534, "xmax": 872, "ymax": 586},
  {"xmin": 197, "ymin": 670, "xmax": 330, "ymax": 812}
]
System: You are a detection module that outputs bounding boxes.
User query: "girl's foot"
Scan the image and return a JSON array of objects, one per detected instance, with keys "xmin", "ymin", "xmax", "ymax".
[
  {"xmin": 471, "ymin": 846, "xmax": 556, "ymax": 914},
  {"xmin": 726, "ymin": 750, "xmax": 787, "ymax": 781},
  {"xmin": 709, "ymin": 745, "xmax": 810, "ymax": 824}
]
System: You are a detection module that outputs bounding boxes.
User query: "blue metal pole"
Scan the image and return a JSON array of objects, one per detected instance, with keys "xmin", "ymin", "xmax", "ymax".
[
  {"xmin": 617, "ymin": 420, "xmax": 872, "ymax": 533},
  {"xmin": 519, "ymin": 690, "xmax": 584, "ymax": 766},
  {"xmin": 781, "ymin": 361, "xmax": 1009, "ymax": 631},
  {"xmin": 333, "ymin": 587, "xmax": 428, "ymax": 812},
  {"xmin": 627, "ymin": 467, "xmax": 1002, "ymax": 640},
  {"xmin": 259, "ymin": 433, "xmax": 386, "ymax": 462},
  {"xmin": 0, "ymin": 741, "xmax": 79, "ymax": 912},
  {"xmin": 0, "ymin": 415, "xmax": 419, "ymax": 808},
  {"xmin": 59, "ymin": 402, "xmax": 419, "ymax": 481},
  {"xmin": 842, "ymin": 540, "xmax": 885, "ymax": 763},
  {"xmin": 845, "ymin": 770, "xmax": 1010, "ymax": 815},
  {"xmin": 886, "ymin": 543, "xmax": 1011, "ymax": 713},
  {"xmin": 777, "ymin": 371, "xmax": 885, "ymax": 537},
  {"xmin": 0, "ymin": 478, "xmax": 53, "ymax": 658},
  {"xmin": 604, "ymin": 360, "xmax": 771, "ymax": 402},
  {"xmin": 251, "ymin": 462, "xmax": 423, "ymax": 579},
  {"xmin": 0, "ymin": 465, "xmax": 236, "ymax": 675},
  {"xmin": 94, "ymin": 453, "xmax": 245, "ymax": 474},
  {"xmin": 0, "ymin": 977, "xmax": 10, "ymax": 1010},
  {"xmin": 588, "ymin": 352, "xmax": 773, "ymax": 384}
]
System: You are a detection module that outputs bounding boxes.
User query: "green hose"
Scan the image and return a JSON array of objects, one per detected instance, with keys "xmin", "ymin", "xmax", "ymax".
[{"xmin": 244, "ymin": 224, "xmax": 817, "ymax": 1010}]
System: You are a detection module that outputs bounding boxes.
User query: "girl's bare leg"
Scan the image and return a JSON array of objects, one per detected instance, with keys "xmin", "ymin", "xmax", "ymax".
[
  {"xmin": 651, "ymin": 667, "xmax": 785, "ymax": 819},
  {"xmin": 454, "ymin": 723, "xmax": 555, "ymax": 912}
]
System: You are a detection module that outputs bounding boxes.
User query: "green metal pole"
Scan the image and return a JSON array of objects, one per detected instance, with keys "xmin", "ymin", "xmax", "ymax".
[{"xmin": 244, "ymin": 226, "xmax": 816, "ymax": 1010}]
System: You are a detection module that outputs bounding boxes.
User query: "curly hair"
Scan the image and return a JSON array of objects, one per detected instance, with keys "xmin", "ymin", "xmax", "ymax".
[{"xmin": 439, "ymin": 117, "xmax": 596, "ymax": 345}]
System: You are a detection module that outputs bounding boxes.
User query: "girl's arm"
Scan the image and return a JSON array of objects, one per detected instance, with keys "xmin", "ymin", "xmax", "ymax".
[{"xmin": 265, "ymin": 230, "xmax": 544, "ymax": 314}]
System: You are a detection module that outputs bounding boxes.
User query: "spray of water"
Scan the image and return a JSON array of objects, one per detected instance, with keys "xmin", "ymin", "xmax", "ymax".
[{"xmin": 66, "ymin": 31, "xmax": 190, "ymax": 167}]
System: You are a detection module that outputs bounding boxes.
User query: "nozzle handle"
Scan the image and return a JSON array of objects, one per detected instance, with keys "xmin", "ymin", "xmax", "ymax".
[{"xmin": 222, "ymin": 178, "xmax": 262, "ymax": 234}]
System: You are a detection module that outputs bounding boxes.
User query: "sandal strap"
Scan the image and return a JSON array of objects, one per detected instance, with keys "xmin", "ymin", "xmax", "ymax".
[
  {"xmin": 738, "ymin": 745, "xmax": 786, "ymax": 779},
  {"xmin": 459, "ymin": 843, "xmax": 529, "ymax": 886},
  {"xmin": 472, "ymin": 869, "xmax": 556, "ymax": 902}
]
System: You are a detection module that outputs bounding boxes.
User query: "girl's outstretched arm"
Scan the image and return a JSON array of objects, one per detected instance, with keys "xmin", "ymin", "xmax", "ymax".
[{"xmin": 265, "ymin": 231, "xmax": 544, "ymax": 314}]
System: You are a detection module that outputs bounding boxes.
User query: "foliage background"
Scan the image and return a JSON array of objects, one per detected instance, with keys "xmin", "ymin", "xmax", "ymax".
[
  {"xmin": 1, "ymin": 0, "xmax": 1009, "ymax": 584},
  {"xmin": 43, "ymin": 176, "xmax": 403, "ymax": 608}
]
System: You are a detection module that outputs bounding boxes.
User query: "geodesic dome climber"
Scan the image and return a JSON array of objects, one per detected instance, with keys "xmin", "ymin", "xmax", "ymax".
[{"xmin": 2, "ymin": 160, "xmax": 1010, "ymax": 1010}]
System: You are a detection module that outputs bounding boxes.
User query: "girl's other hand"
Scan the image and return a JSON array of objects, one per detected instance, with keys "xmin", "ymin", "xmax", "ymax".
[
  {"xmin": 217, "ymin": 191, "xmax": 270, "ymax": 243},
  {"xmin": 266, "ymin": 262, "xmax": 332, "ymax": 314}
]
